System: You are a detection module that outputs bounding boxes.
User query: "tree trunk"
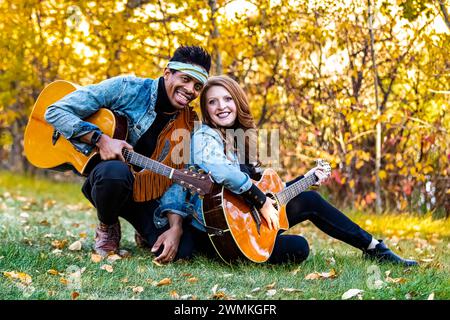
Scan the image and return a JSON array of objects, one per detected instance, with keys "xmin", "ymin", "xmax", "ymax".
[{"xmin": 368, "ymin": 0, "xmax": 383, "ymax": 213}]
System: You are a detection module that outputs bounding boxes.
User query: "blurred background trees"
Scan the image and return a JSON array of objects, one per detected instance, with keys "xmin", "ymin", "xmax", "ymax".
[{"xmin": 0, "ymin": 0, "xmax": 448, "ymax": 216}]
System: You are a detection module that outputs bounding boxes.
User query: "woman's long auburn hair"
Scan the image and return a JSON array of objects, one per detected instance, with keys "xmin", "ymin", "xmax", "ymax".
[{"xmin": 200, "ymin": 75, "xmax": 260, "ymax": 166}]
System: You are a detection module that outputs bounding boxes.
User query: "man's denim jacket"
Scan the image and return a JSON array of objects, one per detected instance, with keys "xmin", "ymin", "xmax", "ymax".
[
  {"xmin": 45, "ymin": 75, "xmax": 159, "ymax": 155},
  {"xmin": 154, "ymin": 124, "xmax": 253, "ymax": 231}
]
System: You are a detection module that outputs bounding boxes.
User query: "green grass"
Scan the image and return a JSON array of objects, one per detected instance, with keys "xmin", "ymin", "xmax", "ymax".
[{"xmin": 0, "ymin": 172, "xmax": 449, "ymax": 300}]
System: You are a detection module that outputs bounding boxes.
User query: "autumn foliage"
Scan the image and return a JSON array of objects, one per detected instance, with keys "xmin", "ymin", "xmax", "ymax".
[{"xmin": 0, "ymin": 0, "xmax": 448, "ymax": 214}]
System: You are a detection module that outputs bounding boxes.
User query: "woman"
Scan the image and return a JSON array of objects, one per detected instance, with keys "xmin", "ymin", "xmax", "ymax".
[{"xmin": 153, "ymin": 75, "xmax": 417, "ymax": 266}]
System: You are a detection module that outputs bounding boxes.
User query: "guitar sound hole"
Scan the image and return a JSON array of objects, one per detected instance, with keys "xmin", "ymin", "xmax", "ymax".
[{"xmin": 266, "ymin": 193, "xmax": 279, "ymax": 211}]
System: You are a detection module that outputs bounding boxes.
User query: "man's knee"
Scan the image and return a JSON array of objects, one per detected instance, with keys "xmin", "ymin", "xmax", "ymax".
[{"xmin": 92, "ymin": 160, "xmax": 133, "ymax": 182}]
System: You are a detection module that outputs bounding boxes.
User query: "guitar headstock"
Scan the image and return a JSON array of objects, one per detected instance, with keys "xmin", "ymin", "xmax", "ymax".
[
  {"xmin": 171, "ymin": 166, "xmax": 213, "ymax": 197},
  {"xmin": 316, "ymin": 159, "xmax": 332, "ymax": 178}
]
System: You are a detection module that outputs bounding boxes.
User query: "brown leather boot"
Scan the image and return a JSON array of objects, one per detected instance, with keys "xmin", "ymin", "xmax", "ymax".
[
  {"xmin": 134, "ymin": 231, "xmax": 150, "ymax": 249},
  {"xmin": 94, "ymin": 221, "xmax": 121, "ymax": 257}
]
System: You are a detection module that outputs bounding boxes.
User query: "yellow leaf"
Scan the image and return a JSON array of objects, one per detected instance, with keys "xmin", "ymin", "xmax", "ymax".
[
  {"xmin": 187, "ymin": 277, "xmax": 198, "ymax": 283},
  {"xmin": 156, "ymin": 278, "xmax": 172, "ymax": 286},
  {"xmin": 91, "ymin": 253, "xmax": 103, "ymax": 263},
  {"xmin": 349, "ymin": 179, "xmax": 355, "ymax": 189},
  {"xmin": 152, "ymin": 259, "xmax": 163, "ymax": 267},
  {"xmin": 100, "ymin": 264, "xmax": 113, "ymax": 273},
  {"xmin": 51, "ymin": 239, "xmax": 68, "ymax": 249},
  {"xmin": 3, "ymin": 271, "xmax": 32, "ymax": 285},
  {"xmin": 170, "ymin": 290, "xmax": 179, "ymax": 299},
  {"xmin": 379, "ymin": 170, "xmax": 387, "ymax": 180},
  {"xmin": 47, "ymin": 269, "xmax": 59, "ymax": 276}
]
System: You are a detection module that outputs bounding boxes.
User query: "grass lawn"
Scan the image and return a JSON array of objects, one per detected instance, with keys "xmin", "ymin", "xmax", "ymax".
[{"xmin": 0, "ymin": 171, "xmax": 449, "ymax": 300}]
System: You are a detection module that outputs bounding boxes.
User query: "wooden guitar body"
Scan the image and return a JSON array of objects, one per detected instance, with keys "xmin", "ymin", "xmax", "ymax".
[
  {"xmin": 202, "ymin": 168, "xmax": 289, "ymax": 263},
  {"xmin": 24, "ymin": 80, "xmax": 127, "ymax": 175}
]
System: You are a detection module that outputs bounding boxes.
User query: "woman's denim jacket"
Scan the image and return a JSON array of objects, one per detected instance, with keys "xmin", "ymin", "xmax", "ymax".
[
  {"xmin": 45, "ymin": 75, "xmax": 159, "ymax": 155},
  {"xmin": 154, "ymin": 124, "xmax": 253, "ymax": 231}
]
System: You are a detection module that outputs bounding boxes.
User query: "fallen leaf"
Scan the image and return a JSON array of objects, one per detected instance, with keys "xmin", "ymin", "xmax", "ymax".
[
  {"xmin": 156, "ymin": 278, "xmax": 172, "ymax": 286},
  {"xmin": 265, "ymin": 282, "xmax": 276, "ymax": 289},
  {"xmin": 282, "ymin": 288, "xmax": 302, "ymax": 293},
  {"xmin": 222, "ymin": 273, "xmax": 233, "ymax": 278},
  {"xmin": 266, "ymin": 289, "xmax": 277, "ymax": 296},
  {"xmin": 342, "ymin": 289, "xmax": 363, "ymax": 300},
  {"xmin": 427, "ymin": 293, "xmax": 435, "ymax": 300},
  {"xmin": 152, "ymin": 259, "xmax": 163, "ymax": 267},
  {"xmin": 132, "ymin": 286, "xmax": 144, "ymax": 294},
  {"xmin": 321, "ymin": 269, "xmax": 337, "ymax": 278},
  {"xmin": 3, "ymin": 271, "xmax": 32, "ymax": 285},
  {"xmin": 91, "ymin": 253, "xmax": 103, "ymax": 263},
  {"xmin": 120, "ymin": 278, "xmax": 129, "ymax": 283},
  {"xmin": 250, "ymin": 287, "xmax": 261, "ymax": 293},
  {"xmin": 47, "ymin": 269, "xmax": 60, "ymax": 276},
  {"xmin": 79, "ymin": 232, "xmax": 87, "ymax": 239},
  {"xmin": 51, "ymin": 240, "xmax": 68, "ymax": 249},
  {"xmin": 212, "ymin": 291, "xmax": 227, "ymax": 299},
  {"xmin": 305, "ymin": 272, "xmax": 322, "ymax": 280},
  {"xmin": 170, "ymin": 290, "xmax": 179, "ymax": 299},
  {"xmin": 305, "ymin": 269, "xmax": 337, "ymax": 280},
  {"xmin": 60, "ymin": 278, "xmax": 69, "ymax": 285},
  {"xmin": 385, "ymin": 276, "xmax": 407, "ymax": 284},
  {"xmin": 100, "ymin": 264, "xmax": 113, "ymax": 273},
  {"xmin": 187, "ymin": 277, "xmax": 198, "ymax": 283},
  {"xmin": 68, "ymin": 240, "xmax": 82, "ymax": 251},
  {"xmin": 181, "ymin": 272, "xmax": 193, "ymax": 277},
  {"xmin": 39, "ymin": 220, "xmax": 51, "ymax": 226},
  {"xmin": 107, "ymin": 254, "xmax": 122, "ymax": 263},
  {"xmin": 71, "ymin": 292, "xmax": 80, "ymax": 300}
]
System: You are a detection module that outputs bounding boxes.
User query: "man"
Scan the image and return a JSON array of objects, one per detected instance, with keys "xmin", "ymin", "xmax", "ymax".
[{"xmin": 45, "ymin": 45, "xmax": 211, "ymax": 263}]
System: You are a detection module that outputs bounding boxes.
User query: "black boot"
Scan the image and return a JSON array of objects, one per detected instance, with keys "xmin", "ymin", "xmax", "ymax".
[{"xmin": 363, "ymin": 240, "xmax": 418, "ymax": 267}]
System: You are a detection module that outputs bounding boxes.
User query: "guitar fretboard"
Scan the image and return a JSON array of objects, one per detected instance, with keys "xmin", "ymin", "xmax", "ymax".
[
  {"xmin": 276, "ymin": 174, "xmax": 317, "ymax": 205},
  {"xmin": 122, "ymin": 149, "xmax": 172, "ymax": 177}
]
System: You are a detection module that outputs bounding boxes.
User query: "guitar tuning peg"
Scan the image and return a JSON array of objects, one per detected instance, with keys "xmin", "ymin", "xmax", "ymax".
[
  {"xmin": 198, "ymin": 195, "xmax": 204, "ymax": 200},
  {"xmin": 183, "ymin": 187, "xmax": 187, "ymax": 192},
  {"xmin": 198, "ymin": 169, "xmax": 205, "ymax": 174},
  {"xmin": 188, "ymin": 166, "xmax": 195, "ymax": 171}
]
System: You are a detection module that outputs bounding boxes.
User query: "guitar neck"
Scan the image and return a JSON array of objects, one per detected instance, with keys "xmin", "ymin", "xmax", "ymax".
[
  {"xmin": 122, "ymin": 149, "xmax": 174, "ymax": 178},
  {"xmin": 276, "ymin": 174, "xmax": 317, "ymax": 206}
]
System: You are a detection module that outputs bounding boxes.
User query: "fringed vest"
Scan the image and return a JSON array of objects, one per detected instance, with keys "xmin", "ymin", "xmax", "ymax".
[{"xmin": 132, "ymin": 106, "xmax": 197, "ymax": 202}]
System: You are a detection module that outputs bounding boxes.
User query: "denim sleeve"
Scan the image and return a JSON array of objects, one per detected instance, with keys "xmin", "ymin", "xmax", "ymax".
[
  {"xmin": 153, "ymin": 183, "xmax": 192, "ymax": 229},
  {"xmin": 191, "ymin": 129, "xmax": 252, "ymax": 194},
  {"xmin": 44, "ymin": 76, "xmax": 127, "ymax": 141}
]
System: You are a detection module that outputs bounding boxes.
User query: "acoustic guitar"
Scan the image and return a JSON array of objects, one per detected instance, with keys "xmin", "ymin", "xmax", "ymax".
[
  {"xmin": 201, "ymin": 160, "xmax": 331, "ymax": 263},
  {"xmin": 23, "ymin": 80, "xmax": 213, "ymax": 197}
]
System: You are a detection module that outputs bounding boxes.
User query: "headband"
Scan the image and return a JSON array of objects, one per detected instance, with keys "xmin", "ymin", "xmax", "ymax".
[{"xmin": 166, "ymin": 61, "xmax": 209, "ymax": 84}]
